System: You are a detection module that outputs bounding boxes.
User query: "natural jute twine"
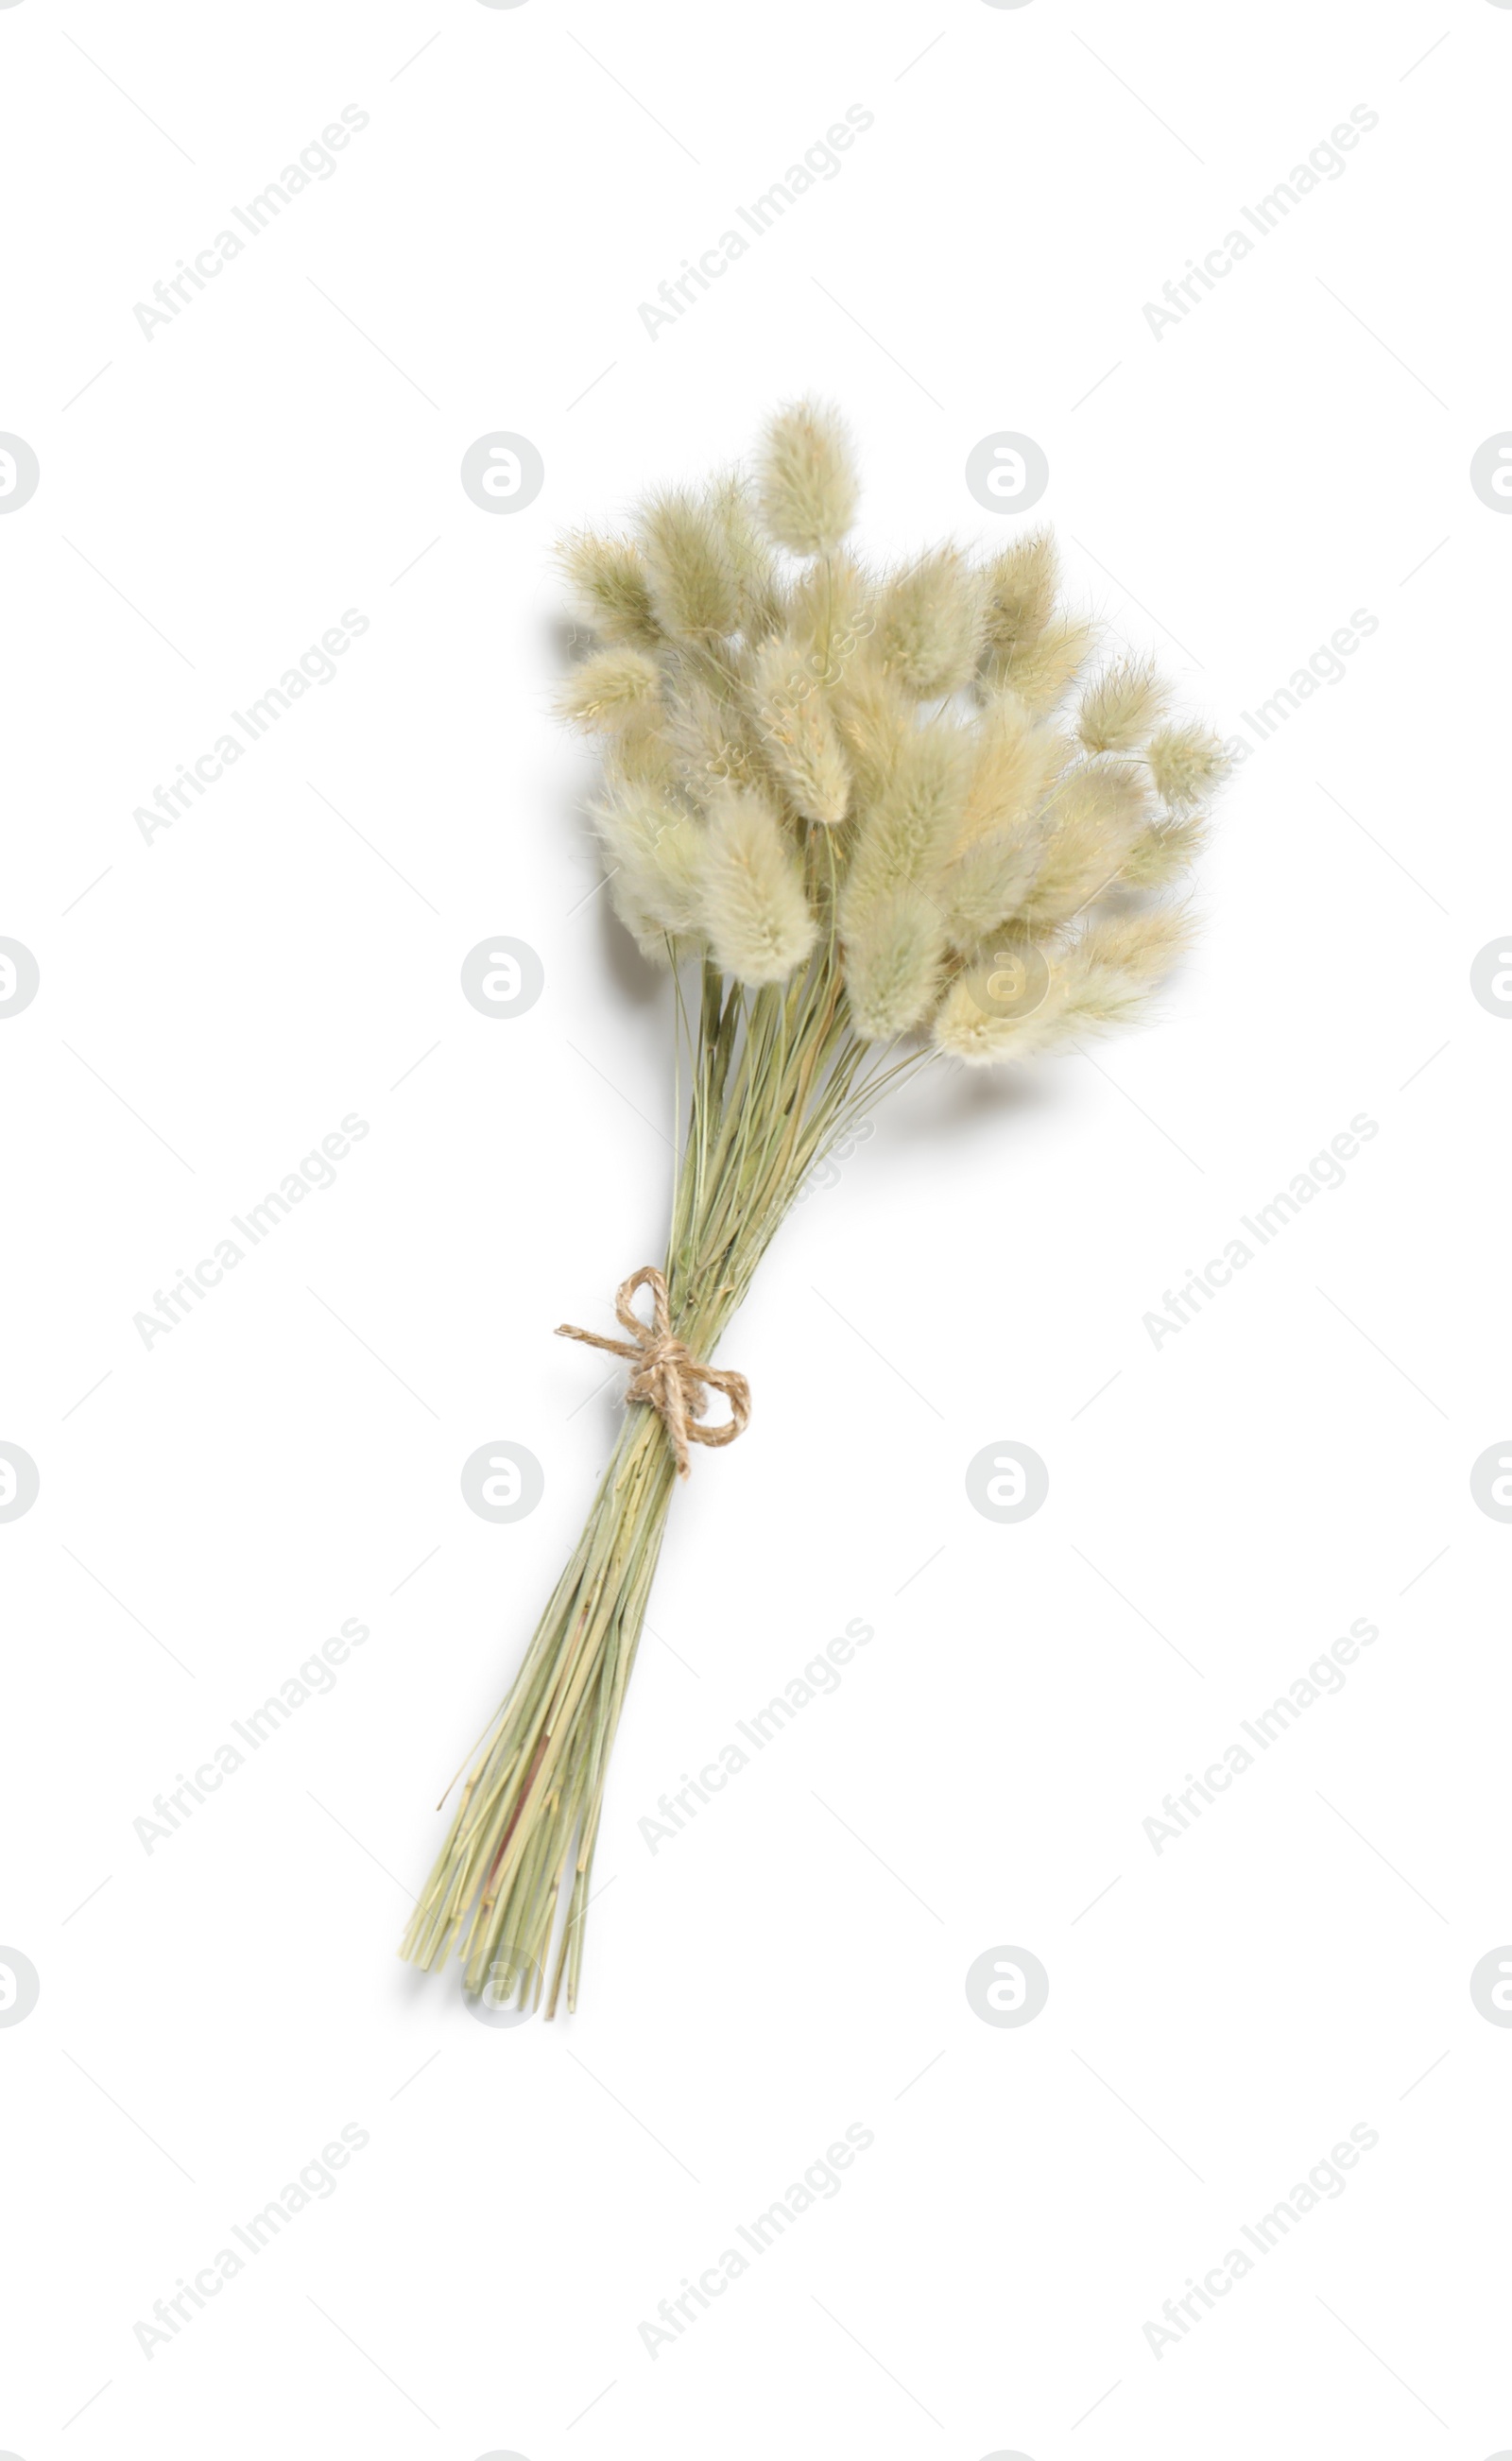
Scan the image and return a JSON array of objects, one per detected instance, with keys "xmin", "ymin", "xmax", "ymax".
[{"xmin": 556, "ymin": 1265, "xmax": 750, "ymax": 1481}]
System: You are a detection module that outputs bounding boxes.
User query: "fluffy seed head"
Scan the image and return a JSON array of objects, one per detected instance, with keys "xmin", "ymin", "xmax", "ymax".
[
  {"xmin": 1147, "ymin": 722, "xmax": 1229, "ymax": 811},
  {"xmin": 638, "ymin": 490, "xmax": 743, "ymax": 641},
  {"xmin": 876, "ymin": 546, "xmax": 985, "ymax": 697},
  {"xmin": 936, "ymin": 828, "xmax": 1047, "ymax": 952},
  {"xmin": 830, "ymin": 657, "xmax": 912, "ymax": 808},
  {"xmin": 709, "ymin": 473, "xmax": 785, "ymax": 641},
  {"xmin": 603, "ymin": 702, "xmax": 679, "ymax": 796},
  {"xmin": 988, "ymin": 613, "xmax": 1097, "ymax": 710},
  {"xmin": 785, "ymin": 553, "xmax": 874, "ymax": 680},
  {"xmin": 665, "ymin": 688, "xmax": 751, "ymax": 803},
  {"xmin": 699, "ymin": 786, "xmax": 817, "ymax": 983},
  {"xmin": 1015, "ymin": 759, "xmax": 1148, "ymax": 932},
  {"xmin": 1078, "ymin": 655, "xmax": 1170, "ymax": 754},
  {"xmin": 755, "ymin": 398, "xmax": 859, "ymax": 557},
  {"xmin": 932, "ymin": 965, "xmax": 1071, "ymax": 1066},
  {"xmin": 556, "ymin": 645, "xmax": 662, "ymax": 732},
  {"xmin": 1053, "ymin": 906, "xmax": 1193, "ymax": 1033},
  {"xmin": 1121, "ymin": 813, "xmax": 1207, "ymax": 889},
  {"xmin": 841, "ymin": 722, "xmax": 968, "ymax": 937},
  {"xmin": 955, "ymin": 692, "xmax": 1067, "ymax": 855},
  {"xmin": 661, "ymin": 642, "xmax": 765, "ymax": 806},
  {"xmin": 558, "ymin": 530, "xmax": 660, "ymax": 648},
  {"xmin": 750, "ymin": 636, "xmax": 852, "ymax": 826},
  {"xmin": 592, "ymin": 786, "xmax": 705, "ymax": 959},
  {"xmin": 980, "ymin": 531, "xmax": 1058, "ymax": 655},
  {"xmin": 844, "ymin": 892, "xmax": 945, "ymax": 1042},
  {"xmin": 935, "ymin": 905, "xmax": 1190, "ymax": 1063}
]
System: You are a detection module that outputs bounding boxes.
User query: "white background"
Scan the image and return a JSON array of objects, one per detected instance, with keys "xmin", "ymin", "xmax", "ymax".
[{"xmin": 3, "ymin": 1, "xmax": 1509, "ymax": 2453}]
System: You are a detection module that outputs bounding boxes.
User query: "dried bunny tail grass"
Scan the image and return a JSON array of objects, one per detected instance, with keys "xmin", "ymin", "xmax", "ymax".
[
  {"xmin": 933, "ymin": 907, "xmax": 1191, "ymax": 1064},
  {"xmin": 699, "ymin": 785, "xmax": 818, "ymax": 983},
  {"xmin": 603, "ymin": 701, "xmax": 680, "ymax": 796},
  {"xmin": 1078, "ymin": 654, "xmax": 1171, "ymax": 755},
  {"xmin": 1052, "ymin": 905, "xmax": 1194, "ymax": 1033},
  {"xmin": 708, "ymin": 473, "xmax": 786, "ymax": 641},
  {"xmin": 955, "ymin": 691, "xmax": 1068, "ymax": 855},
  {"xmin": 558, "ymin": 529, "xmax": 661, "ymax": 648},
  {"xmin": 784, "ymin": 552, "xmax": 874, "ymax": 680},
  {"xmin": 412, "ymin": 407, "xmax": 1224, "ymax": 2020},
  {"xmin": 663, "ymin": 663, "xmax": 764, "ymax": 807},
  {"xmin": 840, "ymin": 721, "xmax": 969, "ymax": 935},
  {"xmin": 638, "ymin": 488, "xmax": 743, "ymax": 641},
  {"xmin": 556, "ymin": 645, "xmax": 662, "ymax": 732},
  {"xmin": 980, "ymin": 530, "xmax": 1059, "ymax": 656},
  {"xmin": 932, "ymin": 965, "xmax": 1071, "ymax": 1065},
  {"xmin": 829, "ymin": 655, "xmax": 912, "ymax": 807},
  {"xmin": 591, "ymin": 786, "xmax": 706, "ymax": 955},
  {"xmin": 1147, "ymin": 721, "xmax": 1229, "ymax": 811},
  {"xmin": 755, "ymin": 396, "xmax": 859, "ymax": 557},
  {"xmin": 987, "ymin": 612, "xmax": 1098, "ymax": 711},
  {"xmin": 749, "ymin": 635, "xmax": 852, "ymax": 826},
  {"xmin": 1013, "ymin": 757, "xmax": 1148, "ymax": 933},
  {"xmin": 935, "ymin": 827, "xmax": 1047, "ymax": 952},
  {"xmin": 875, "ymin": 545, "xmax": 986, "ymax": 697},
  {"xmin": 1121, "ymin": 812, "xmax": 1207, "ymax": 889},
  {"xmin": 844, "ymin": 890, "xmax": 946, "ymax": 1042}
]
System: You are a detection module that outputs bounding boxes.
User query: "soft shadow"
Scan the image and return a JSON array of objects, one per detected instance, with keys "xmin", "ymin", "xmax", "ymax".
[
  {"xmin": 591, "ymin": 871, "xmax": 664, "ymax": 1012},
  {"xmin": 544, "ymin": 611, "xmax": 582, "ymax": 669}
]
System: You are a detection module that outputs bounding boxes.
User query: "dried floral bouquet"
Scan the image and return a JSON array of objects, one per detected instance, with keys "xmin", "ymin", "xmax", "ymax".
[{"xmin": 403, "ymin": 402, "xmax": 1224, "ymax": 2014}]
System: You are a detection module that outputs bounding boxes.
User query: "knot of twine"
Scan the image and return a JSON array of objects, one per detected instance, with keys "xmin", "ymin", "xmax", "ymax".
[{"xmin": 556, "ymin": 1265, "xmax": 750, "ymax": 1481}]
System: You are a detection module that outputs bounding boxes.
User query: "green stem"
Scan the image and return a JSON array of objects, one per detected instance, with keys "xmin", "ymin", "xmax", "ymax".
[{"xmin": 401, "ymin": 959, "xmax": 936, "ymax": 2013}]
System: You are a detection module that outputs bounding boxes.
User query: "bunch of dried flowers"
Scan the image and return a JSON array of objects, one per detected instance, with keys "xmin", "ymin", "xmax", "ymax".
[{"xmin": 403, "ymin": 400, "xmax": 1224, "ymax": 2013}]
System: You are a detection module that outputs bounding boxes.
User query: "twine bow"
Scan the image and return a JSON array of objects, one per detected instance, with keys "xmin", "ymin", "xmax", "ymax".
[{"xmin": 556, "ymin": 1265, "xmax": 750, "ymax": 1481}]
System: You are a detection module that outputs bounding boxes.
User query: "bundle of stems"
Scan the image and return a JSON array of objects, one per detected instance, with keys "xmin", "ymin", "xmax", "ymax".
[
  {"xmin": 402, "ymin": 951, "xmax": 928, "ymax": 2015},
  {"xmin": 403, "ymin": 400, "xmax": 1224, "ymax": 2012}
]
